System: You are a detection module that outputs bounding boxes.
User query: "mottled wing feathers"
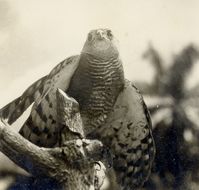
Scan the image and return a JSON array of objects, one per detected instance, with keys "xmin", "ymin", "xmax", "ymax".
[
  {"xmin": 19, "ymin": 113, "xmax": 59, "ymax": 147},
  {"xmin": 0, "ymin": 76, "xmax": 47, "ymax": 125},
  {"xmin": 0, "ymin": 55, "xmax": 79, "ymax": 128},
  {"xmin": 96, "ymin": 80, "xmax": 155, "ymax": 189},
  {"xmin": 34, "ymin": 55, "xmax": 80, "ymax": 106},
  {"xmin": 19, "ymin": 55, "xmax": 80, "ymax": 147}
]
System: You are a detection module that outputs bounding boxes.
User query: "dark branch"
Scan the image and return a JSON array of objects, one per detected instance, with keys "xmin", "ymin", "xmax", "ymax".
[{"xmin": 0, "ymin": 89, "xmax": 107, "ymax": 190}]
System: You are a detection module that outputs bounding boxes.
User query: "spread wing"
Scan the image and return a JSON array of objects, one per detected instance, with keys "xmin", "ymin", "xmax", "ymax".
[
  {"xmin": 0, "ymin": 76, "xmax": 47, "ymax": 125},
  {"xmin": 0, "ymin": 55, "xmax": 79, "ymax": 125}
]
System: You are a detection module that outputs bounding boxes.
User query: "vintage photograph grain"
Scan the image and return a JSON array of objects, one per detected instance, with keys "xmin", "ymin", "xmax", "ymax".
[{"xmin": 0, "ymin": 1, "xmax": 199, "ymax": 190}]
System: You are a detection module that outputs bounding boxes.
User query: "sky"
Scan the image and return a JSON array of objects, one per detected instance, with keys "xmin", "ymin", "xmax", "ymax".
[{"xmin": 1, "ymin": 0, "xmax": 199, "ymax": 128}]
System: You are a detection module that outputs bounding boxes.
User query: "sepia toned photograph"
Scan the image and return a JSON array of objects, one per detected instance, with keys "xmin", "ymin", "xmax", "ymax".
[{"xmin": 0, "ymin": 0, "xmax": 199, "ymax": 189}]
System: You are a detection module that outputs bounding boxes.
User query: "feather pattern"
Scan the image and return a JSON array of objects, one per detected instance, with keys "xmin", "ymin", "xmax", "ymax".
[
  {"xmin": 0, "ymin": 76, "xmax": 47, "ymax": 124},
  {"xmin": 91, "ymin": 80, "xmax": 155, "ymax": 189}
]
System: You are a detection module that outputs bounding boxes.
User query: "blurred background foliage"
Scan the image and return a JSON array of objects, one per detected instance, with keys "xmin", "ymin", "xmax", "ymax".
[{"xmin": 137, "ymin": 44, "xmax": 199, "ymax": 190}]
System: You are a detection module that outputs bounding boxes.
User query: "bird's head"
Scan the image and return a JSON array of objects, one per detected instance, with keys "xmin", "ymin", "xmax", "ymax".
[{"xmin": 81, "ymin": 29, "xmax": 119, "ymax": 59}]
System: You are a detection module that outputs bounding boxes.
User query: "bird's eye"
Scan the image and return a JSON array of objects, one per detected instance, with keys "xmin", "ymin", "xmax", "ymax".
[
  {"xmin": 88, "ymin": 33, "xmax": 92, "ymax": 41},
  {"xmin": 107, "ymin": 30, "xmax": 113, "ymax": 38}
]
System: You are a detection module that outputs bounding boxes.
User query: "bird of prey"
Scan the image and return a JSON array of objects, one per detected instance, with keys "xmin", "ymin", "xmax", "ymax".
[{"xmin": 0, "ymin": 29, "xmax": 155, "ymax": 189}]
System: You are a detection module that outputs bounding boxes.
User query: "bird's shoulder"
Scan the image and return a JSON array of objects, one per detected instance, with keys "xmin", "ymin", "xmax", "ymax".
[{"xmin": 34, "ymin": 55, "xmax": 80, "ymax": 106}]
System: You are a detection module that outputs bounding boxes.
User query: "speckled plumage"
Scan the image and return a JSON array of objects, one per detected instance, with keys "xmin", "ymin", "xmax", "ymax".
[
  {"xmin": 91, "ymin": 80, "xmax": 155, "ymax": 189},
  {"xmin": 0, "ymin": 29, "xmax": 155, "ymax": 189}
]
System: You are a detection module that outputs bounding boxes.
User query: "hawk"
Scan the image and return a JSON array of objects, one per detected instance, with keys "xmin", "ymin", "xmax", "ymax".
[{"xmin": 0, "ymin": 29, "xmax": 155, "ymax": 189}]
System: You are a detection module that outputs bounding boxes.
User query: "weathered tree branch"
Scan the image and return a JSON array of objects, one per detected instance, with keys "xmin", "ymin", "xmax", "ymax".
[{"xmin": 0, "ymin": 89, "xmax": 107, "ymax": 190}]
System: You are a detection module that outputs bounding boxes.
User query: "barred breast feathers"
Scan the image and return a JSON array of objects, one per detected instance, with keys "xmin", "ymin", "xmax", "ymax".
[{"xmin": 67, "ymin": 51, "xmax": 124, "ymax": 134}]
